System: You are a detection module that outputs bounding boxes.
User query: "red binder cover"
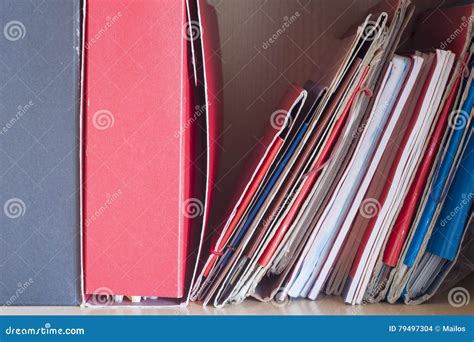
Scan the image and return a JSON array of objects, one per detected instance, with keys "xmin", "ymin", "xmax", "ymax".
[{"xmin": 84, "ymin": 0, "xmax": 219, "ymax": 300}]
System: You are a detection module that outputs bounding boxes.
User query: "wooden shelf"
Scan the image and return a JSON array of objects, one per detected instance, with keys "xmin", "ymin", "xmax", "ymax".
[
  {"xmin": 2, "ymin": 278, "xmax": 472, "ymax": 316},
  {"xmin": 1, "ymin": 296, "xmax": 471, "ymax": 316}
]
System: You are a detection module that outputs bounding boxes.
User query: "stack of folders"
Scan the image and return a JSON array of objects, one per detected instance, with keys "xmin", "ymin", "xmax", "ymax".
[{"xmin": 192, "ymin": 0, "xmax": 474, "ymax": 307}]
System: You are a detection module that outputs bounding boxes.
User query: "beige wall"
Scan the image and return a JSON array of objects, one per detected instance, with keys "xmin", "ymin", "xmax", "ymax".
[{"xmin": 206, "ymin": 0, "xmax": 462, "ymax": 229}]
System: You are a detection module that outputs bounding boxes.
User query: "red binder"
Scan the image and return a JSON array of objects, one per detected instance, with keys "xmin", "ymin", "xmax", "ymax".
[{"xmin": 84, "ymin": 0, "xmax": 220, "ymax": 303}]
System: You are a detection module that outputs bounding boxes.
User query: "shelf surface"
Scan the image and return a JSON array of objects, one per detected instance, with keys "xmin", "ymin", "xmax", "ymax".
[{"xmin": 1, "ymin": 290, "xmax": 472, "ymax": 316}]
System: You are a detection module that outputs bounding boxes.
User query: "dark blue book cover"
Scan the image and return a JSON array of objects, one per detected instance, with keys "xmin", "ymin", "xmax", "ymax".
[{"xmin": 0, "ymin": 0, "xmax": 81, "ymax": 305}]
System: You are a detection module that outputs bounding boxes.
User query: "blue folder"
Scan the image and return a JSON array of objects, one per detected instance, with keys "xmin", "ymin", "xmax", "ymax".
[
  {"xmin": 427, "ymin": 132, "xmax": 474, "ymax": 261},
  {"xmin": 404, "ymin": 77, "xmax": 474, "ymax": 267}
]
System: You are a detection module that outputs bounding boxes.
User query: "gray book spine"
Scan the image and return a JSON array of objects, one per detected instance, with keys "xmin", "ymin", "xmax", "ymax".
[{"xmin": 0, "ymin": 0, "xmax": 81, "ymax": 305}]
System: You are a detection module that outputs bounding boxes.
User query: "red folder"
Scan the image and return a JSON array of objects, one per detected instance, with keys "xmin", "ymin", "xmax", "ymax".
[{"xmin": 84, "ymin": 0, "xmax": 220, "ymax": 302}]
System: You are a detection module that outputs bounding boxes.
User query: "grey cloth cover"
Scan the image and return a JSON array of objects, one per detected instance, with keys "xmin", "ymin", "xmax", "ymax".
[{"xmin": 0, "ymin": 0, "xmax": 81, "ymax": 305}]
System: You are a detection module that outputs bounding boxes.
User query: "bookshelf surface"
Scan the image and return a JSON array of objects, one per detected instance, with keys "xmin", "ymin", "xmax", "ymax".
[
  {"xmin": 3, "ymin": 275, "xmax": 473, "ymax": 315},
  {"xmin": 2, "ymin": 290, "xmax": 472, "ymax": 316}
]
